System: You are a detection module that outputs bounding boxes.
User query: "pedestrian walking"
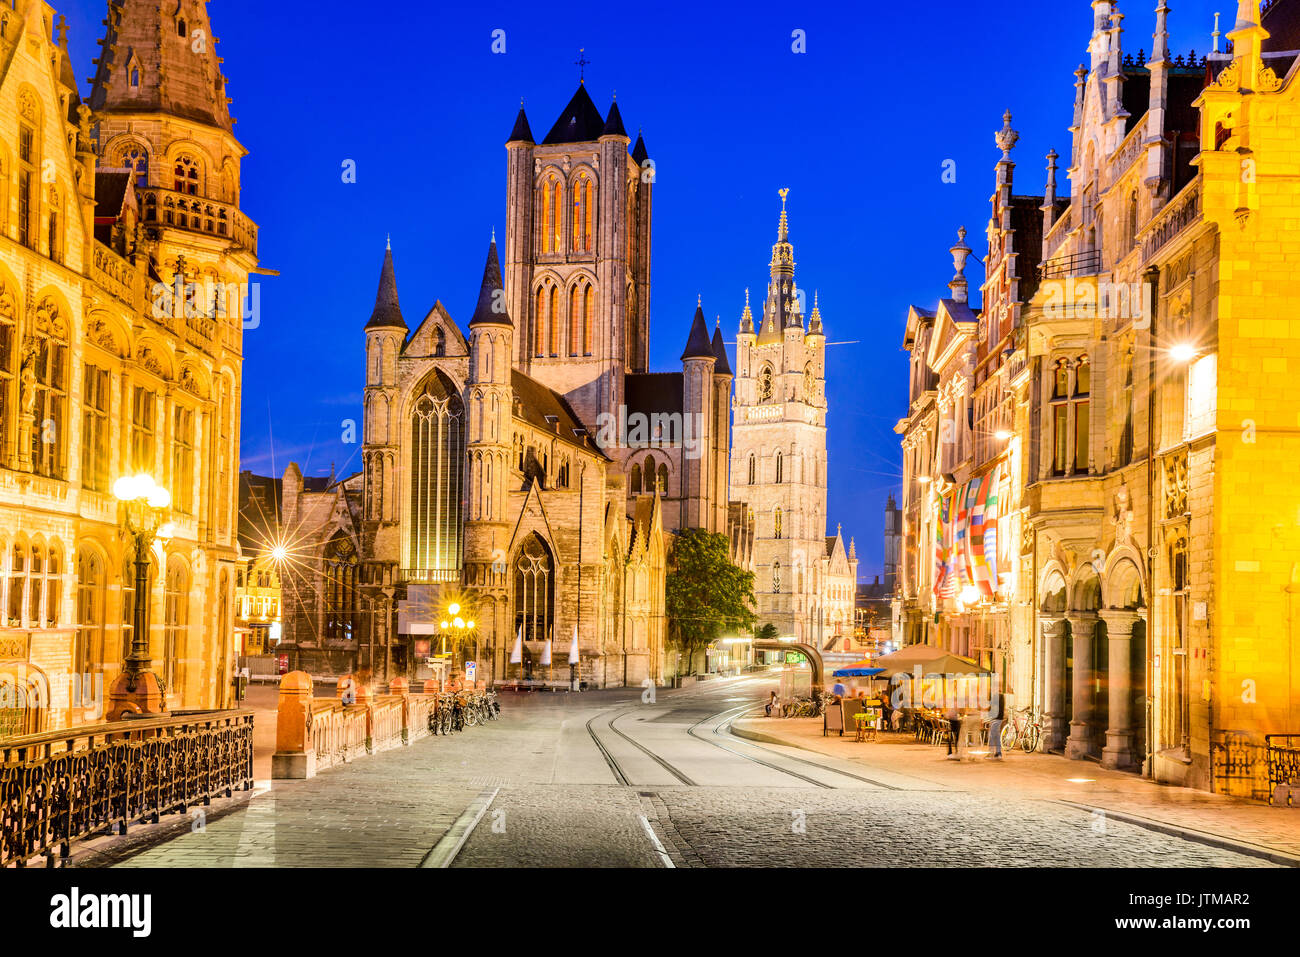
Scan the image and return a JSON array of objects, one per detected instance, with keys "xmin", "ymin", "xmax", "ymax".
[{"xmin": 989, "ymin": 688, "xmax": 1009, "ymax": 758}]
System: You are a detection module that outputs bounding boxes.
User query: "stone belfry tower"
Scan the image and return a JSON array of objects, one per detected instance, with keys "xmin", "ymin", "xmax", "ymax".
[
  {"xmin": 502, "ymin": 85, "xmax": 653, "ymax": 428},
  {"xmin": 88, "ymin": 0, "xmax": 256, "ymax": 546},
  {"xmin": 729, "ymin": 191, "xmax": 828, "ymax": 644},
  {"xmin": 88, "ymin": 0, "xmax": 258, "ymax": 548}
]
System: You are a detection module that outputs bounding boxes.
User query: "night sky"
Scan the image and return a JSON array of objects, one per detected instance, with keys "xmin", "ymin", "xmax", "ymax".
[{"xmin": 57, "ymin": 0, "xmax": 1230, "ymax": 579}]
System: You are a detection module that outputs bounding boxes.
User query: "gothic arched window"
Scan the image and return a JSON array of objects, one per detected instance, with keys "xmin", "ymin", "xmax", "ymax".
[
  {"xmin": 173, "ymin": 154, "xmax": 201, "ymax": 195},
  {"xmin": 657, "ymin": 464, "xmax": 668, "ymax": 496},
  {"xmin": 549, "ymin": 286, "xmax": 560, "ymax": 355},
  {"xmin": 534, "ymin": 286, "xmax": 546, "ymax": 357},
  {"xmin": 629, "ymin": 463, "xmax": 641, "ymax": 495},
  {"xmin": 775, "ymin": 451, "xmax": 784, "ymax": 484},
  {"xmin": 568, "ymin": 285, "xmax": 580, "ymax": 356},
  {"xmin": 434, "ymin": 326, "xmax": 446, "ymax": 357},
  {"xmin": 774, "ymin": 507, "xmax": 783, "ymax": 539},
  {"xmin": 514, "ymin": 534, "xmax": 553, "ymax": 643},
  {"xmin": 644, "ymin": 454, "xmax": 657, "ymax": 492},
  {"xmin": 572, "ymin": 174, "xmax": 594, "ymax": 252},
  {"xmin": 542, "ymin": 176, "xmax": 562, "ymax": 254},
  {"xmin": 773, "ymin": 560, "xmax": 782, "ymax": 594},
  {"xmin": 747, "ymin": 454, "xmax": 756, "ymax": 485},
  {"xmin": 323, "ymin": 534, "xmax": 357, "ymax": 641},
  {"xmin": 408, "ymin": 372, "xmax": 465, "ymax": 580},
  {"xmin": 758, "ymin": 363, "xmax": 774, "ymax": 402},
  {"xmin": 583, "ymin": 284, "xmax": 594, "ymax": 355}
]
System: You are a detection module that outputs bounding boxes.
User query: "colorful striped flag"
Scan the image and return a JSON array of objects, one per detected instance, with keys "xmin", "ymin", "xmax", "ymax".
[
  {"xmin": 933, "ymin": 492, "xmax": 949, "ymax": 597},
  {"xmin": 982, "ymin": 466, "xmax": 1001, "ymax": 597},
  {"xmin": 969, "ymin": 473, "xmax": 991, "ymax": 594}
]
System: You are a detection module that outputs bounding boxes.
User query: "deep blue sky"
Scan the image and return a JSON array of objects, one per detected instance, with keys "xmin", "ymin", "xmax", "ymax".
[{"xmin": 60, "ymin": 0, "xmax": 1227, "ymax": 580}]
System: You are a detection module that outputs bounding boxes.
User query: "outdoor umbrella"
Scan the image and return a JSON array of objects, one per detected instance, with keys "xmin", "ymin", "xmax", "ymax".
[
  {"xmin": 568, "ymin": 625, "xmax": 580, "ymax": 665},
  {"xmin": 832, "ymin": 658, "xmax": 887, "ymax": 678},
  {"xmin": 509, "ymin": 626, "xmax": 523, "ymax": 665},
  {"xmin": 870, "ymin": 645, "xmax": 988, "ymax": 677}
]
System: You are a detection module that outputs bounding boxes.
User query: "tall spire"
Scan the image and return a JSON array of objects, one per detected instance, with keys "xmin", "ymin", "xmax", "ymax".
[
  {"xmin": 710, "ymin": 323, "xmax": 733, "ymax": 376},
  {"xmin": 366, "ymin": 244, "xmax": 407, "ymax": 331},
  {"xmin": 1152, "ymin": 1, "xmax": 1171, "ymax": 63},
  {"xmin": 89, "ymin": 0, "xmax": 233, "ymax": 132},
  {"xmin": 469, "ymin": 238, "xmax": 512, "ymax": 327},
  {"xmin": 760, "ymin": 190, "xmax": 801, "ymax": 340},
  {"xmin": 808, "ymin": 291, "xmax": 824, "ymax": 335}
]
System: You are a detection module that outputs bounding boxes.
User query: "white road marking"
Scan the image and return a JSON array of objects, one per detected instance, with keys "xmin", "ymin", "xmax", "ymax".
[{"xmin": 639, "ymin": 814, "xmax": 676, "ymax": 868}]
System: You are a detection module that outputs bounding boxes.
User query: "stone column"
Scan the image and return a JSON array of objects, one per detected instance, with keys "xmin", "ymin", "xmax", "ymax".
[
  {"xmin": 1042, "ymin": 618, "xmax": 1069, "ymax": 751},
  {"xmin": 1066, "ymin": 615, "xmax": 1098, "ymax": 759},
  {"xmin": 1100, "ymin": 609, "xmax": 1141, "ymax": 770},
  {"xmin": 272, "ymin": 671, "xmax": 316, "ymax": 779}
]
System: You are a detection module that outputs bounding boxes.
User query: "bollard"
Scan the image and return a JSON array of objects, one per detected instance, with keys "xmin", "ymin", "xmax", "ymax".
[
  {"xmin": 423, "ymin": 678, "xmax": 441, "ymax": 694},
  {"xmin": 389, "ymin": 677, "xmax": 409, "ymax": 696},
  {"xmin": 272, "ymin": 671, "xmax": 316, "ymax": 780}
]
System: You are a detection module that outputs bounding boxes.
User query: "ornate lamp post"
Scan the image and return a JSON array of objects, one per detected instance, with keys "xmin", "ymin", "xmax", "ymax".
[
  {"xmin": 436, "ymin": 602, "xmax": 476, "ymax": 682},
  {"xmin": 106, "ymin": 473, "xmax": 174, "ymax": 720}
]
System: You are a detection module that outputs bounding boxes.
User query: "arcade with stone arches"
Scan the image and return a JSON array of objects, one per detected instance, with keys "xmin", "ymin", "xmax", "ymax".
[{"xmin": 1036, "ymin": 550, "xmax": 1147, "ymax": 771}]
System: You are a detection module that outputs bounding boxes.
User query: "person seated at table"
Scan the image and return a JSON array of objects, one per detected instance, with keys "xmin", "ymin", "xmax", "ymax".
[{"xmin": 879, "ymin": 695, "xmax": 894, "ymax": 731}]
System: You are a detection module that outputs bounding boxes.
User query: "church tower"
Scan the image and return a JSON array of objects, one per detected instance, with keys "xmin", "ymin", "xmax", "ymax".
[
  {"xmin": 89, "ymin": 0, "xmax": 257, "ymax": 548},
  {"xmin": 502, "ymin": 86, "xmax": 652, "ymax": 429},
  {"xmin": 730, "ymin": 191, "xmax": 829, "ymax": 645},
  {"xmin": 362, "ymin": 242, "xmax": 406, "ymax": 529}
]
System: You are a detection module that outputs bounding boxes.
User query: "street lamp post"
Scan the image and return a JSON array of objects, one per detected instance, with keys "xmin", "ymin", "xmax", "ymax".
[
  {"xmin": 107, "ymin": 473, "xmax": 174, "ymax": 721},
  {"xmin": 436, "ymin": 602, "xmax": 476, "ymax": 686}
]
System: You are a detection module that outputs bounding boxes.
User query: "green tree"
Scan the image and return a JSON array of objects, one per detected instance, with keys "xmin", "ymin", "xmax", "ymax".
[
  {"xmin": 753, "ymin": 622, "xmax": 780, "ymax": 643},
  {"xmin": 665, "ymin": 529, "xmax": 756, "ymax": 676}
]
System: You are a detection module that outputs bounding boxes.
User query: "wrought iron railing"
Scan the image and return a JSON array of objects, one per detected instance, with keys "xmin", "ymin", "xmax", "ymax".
[
  {"xmin": 1210, "ymin": 729, "xmax": 1270, "ymax": 802},
  {"xmin": 0, "ymin": 710, "xmax": 253, "ymax": 867},
  {"xmin": 1266, "ymin": 734, "xmax": 1300, "ymax": 807},
  {"xmin": 1038, "ymin": 248, "xmax": 1102, "ymax": 280}
]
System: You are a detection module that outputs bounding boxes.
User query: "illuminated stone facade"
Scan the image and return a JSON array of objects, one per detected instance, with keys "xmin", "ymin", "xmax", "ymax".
[
  {"xmin": 898, "ymin": 0, "xmax": 1300, "ymax": 793},
  {"xmin": 0, "ymin": 0, "xmax": 254, "ymax": 732}
]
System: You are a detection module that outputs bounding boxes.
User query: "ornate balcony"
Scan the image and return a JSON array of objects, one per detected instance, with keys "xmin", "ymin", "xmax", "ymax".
[
  {"xmin": 1141, "ymin": 176, "xmax": 1202, "ymax": 264},
  {"xmin": 1039, "ymin": 248, "xmax": 1102, "ymax": 281},
  {"xmin": 138, "ymin": 187, "xmax": 259, "ymax": 256}
]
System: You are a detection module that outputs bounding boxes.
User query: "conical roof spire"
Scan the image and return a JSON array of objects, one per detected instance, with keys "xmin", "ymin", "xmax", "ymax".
[
  {"xmin": 809, "ymin": 290, "xmax": 824, "ymax": 334},
  {"xmin": 631, "ymin": 130, "xmax": 650, "ymax": 166},
  {"xmin": 543, "ymin": 84, "xmax": 606, "ymax": 144},
  {"xmin": 469, "ymin": 238, "xmax": 513, "ymax": 327},
  {"xmin": 601, "ymin": 97, "xmax": 628, "ymax": 138},
  {"xmin": 366, "ymin": 244, "xmax": 407, "ymax": 331},
  {"xmin": 710, "ymin": 322, "xmax": 733, "ymax": 376},
  {"xmin": 507, "ymin": 102, "xmax": 534, "ymax": 144},
  {"xmin": 89, "ymin": 0, "xmax": 232, "ymax": 133},
  {"xmin": 681, "ymin": 302, "xmax": 715, "ymax": 360}
]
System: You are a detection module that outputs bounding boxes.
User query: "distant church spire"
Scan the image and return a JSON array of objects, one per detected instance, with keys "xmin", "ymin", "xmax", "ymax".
[{"xmin": 366, "ymin": 243, "xmax": 406, "ymax": 330}]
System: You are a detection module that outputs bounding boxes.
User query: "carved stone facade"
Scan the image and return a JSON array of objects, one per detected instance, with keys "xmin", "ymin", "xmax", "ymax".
[{"xmin": 0, "ymin": 1, "xmax": 255, "ymax": 733}]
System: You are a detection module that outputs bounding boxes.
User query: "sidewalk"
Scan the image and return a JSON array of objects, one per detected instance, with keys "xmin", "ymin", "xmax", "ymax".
[{"xmin": 732, "ymin": 716, "xmax": 1300, "ymax": 865}]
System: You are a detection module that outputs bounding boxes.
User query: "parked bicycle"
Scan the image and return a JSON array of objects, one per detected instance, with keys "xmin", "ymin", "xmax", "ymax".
[{"xmin": 1000, "ymin": 706, "xmax": 1043, "ymax": 753}]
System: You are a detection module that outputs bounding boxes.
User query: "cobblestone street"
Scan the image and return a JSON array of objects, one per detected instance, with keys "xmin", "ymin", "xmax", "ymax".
[{"xmin": 98, "ymin": 676, "xmax": 1292, "ymax": 868}]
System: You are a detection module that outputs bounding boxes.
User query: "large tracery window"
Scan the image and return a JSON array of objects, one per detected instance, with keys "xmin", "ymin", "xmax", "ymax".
[
  {"xmin": 542, "ymin": 175, "xmax": 562, "ymax": 254},
  {"xmin": 514, "ymin": 534, "xmax": 553, "ymax": 643},
  {"xmin": 407, "ymin": 372, "xmax": 464, "ymax": 581},
  {"xmin": 173, "ymin": 154, "xmax": 201, "ymax": 195},
  {"xmin": 572, "ymin": 174, "xmax": 594, "ymax": 253},
  {"xmin": 323, "ymin": 534, "xmax": 358, "ymax": 642}
]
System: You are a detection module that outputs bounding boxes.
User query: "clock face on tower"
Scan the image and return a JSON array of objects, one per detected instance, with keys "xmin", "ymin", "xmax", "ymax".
[{"xmin": 758, "ymin": 365, "xmax": 774, "ymax": 402}]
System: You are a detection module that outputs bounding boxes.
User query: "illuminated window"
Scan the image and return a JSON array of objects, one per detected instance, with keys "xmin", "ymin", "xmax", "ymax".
[
  {"xmin": 1185, "ymin": 353, "xmax": 1217, "ymax": 439},
  {"xmin": 542, "ymin": 176, "xmax": 562, "ymax": 254},
  {"xmin": 572, "ymin": 174, "xmax": 594, "ymax": 252},
  {"xmin": 172, "ymin": 405, "xmax": 195, "ymax": 514},
  {"xmin": 75, "ymin": 549, "xmax": 105, "ymax": 680},
  {"xmin": 81, "ymin": 364, "xmax": 110, "ymax": 492},
  {"xmin": 549, "ymin": 286, "xmax": 560, "ymax": 355},
  {"xmin": 568, "ymin": 286, "xmax": 580, "ymax": 355},
  {"xmin": 514, "ymin": 534, "xmax": 553, "ymax": 643},
  {"xmin": 163, "ymin": 557, "xmax": 189, "ymax": 695},
  {"xmin": 534, "ymin": 286, "xmax": 546, "ymax": 357},
  {"xmin": 131, "ymin": 386, "xmax": 157, "ymax": 474},
  {"xmin": 583, "ymin": 284, "xmax": 594, "ymax": 355},
  {"xmin": 407, "ymin": 372, "xmax": 464, "ymax": 581},
  {"xmin": 17, "ymin": 122, "xmax": 35, "ymax": 249},
  {"xmin": 29, "ymin": 309, "xmax": 68, "ymax": 479},
  {"xmin": 8, "ymin": 543, "xmax": 25, "ymax": 626},
  {"xmin": 0, "ymin": 298, "xmax": 14, "ymax": 464}
]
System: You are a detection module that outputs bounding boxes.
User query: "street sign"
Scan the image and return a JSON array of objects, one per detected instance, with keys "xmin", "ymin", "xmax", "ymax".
[{"xmin": 466, "ymin": 661, "xmax": 477, "ymax": 684}]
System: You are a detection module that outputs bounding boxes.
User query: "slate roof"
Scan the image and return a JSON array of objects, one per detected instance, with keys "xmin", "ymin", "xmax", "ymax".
[
  {"xmin": 601, "ymin": 99, "xmax": 628, "ymax": 137},
  {"xmin": 469, "ymin": 239, "xmax": 512, "ymax": 327},
  {"xmin": 507, "ymin": 106, "xmax": 535, "ymax": 144},
  {"xmin": 366, "ymin": 246, "xmax": 408, "ymax": 331},
  {"xmin": 681, "ymin": 305, "xmax": 715, "ymax": 360},
  {"xmin": 711, "ymin": 324, "xmax": 733, "ymax": 376},
  {"xmin": 543, "ymin": 84, "xmax": 607, "ymax": 144},
  {"xmin": 511, "ymin": 370, "xmax": 609, "ymax": 459},
  {"xmin": 631, "ymin": 132, "xmax": 650, "ymax": 166}
]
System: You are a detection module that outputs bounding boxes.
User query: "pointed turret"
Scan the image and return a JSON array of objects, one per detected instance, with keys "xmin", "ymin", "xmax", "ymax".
[
  {"xmin": 543, "ymin": 84, "xmax": 606, "ymax": 144},
  {"xmin": 469, "ymin": 239, "xmax": 512, "ymax": 327},
  {"xmin": 681, "ymin": 301, "xmax": 715, "ymax": 360},
  {"xmin": 366, "ymin": 242, "xmax": 407, "ymax": 331},
  {"xmin": 601, "ymin": 97, "xmax": 628, "ymax": 138},
  {"xmin": 808, "ymin": 291, "xmax": 824, "ymax": 336},
  {"xmin": 711, "ymin": 323, "xmax": 733, "ymax": 376},
  {"xmin": 507, "ymin": 104, "xmax": 534, "ymax": 144},
  {"xmin": 631, "ymin": 131, "xmax": 650, "ymax": 166},
  {"xmin": 89, "ymin": 0, "xmax": 232, "ymax": 132}
]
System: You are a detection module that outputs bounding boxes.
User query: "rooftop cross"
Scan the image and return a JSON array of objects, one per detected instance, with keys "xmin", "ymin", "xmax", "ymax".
[{"xmin": 575, "ymin": 48, "xmax": 591, "ymax": 83}]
